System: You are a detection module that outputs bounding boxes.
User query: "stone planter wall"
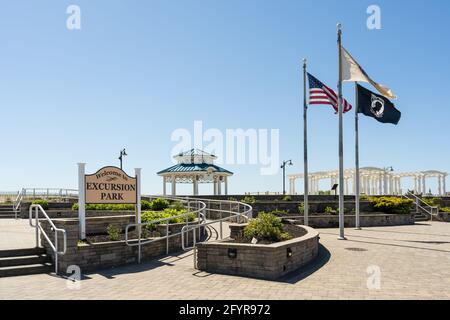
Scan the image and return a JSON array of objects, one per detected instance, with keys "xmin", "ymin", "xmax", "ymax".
[
  {"xmin": 283, "ymin": 213, "xmax": 415, "ymax": 229},
  {"xmin": 437, "ymin": 212, "xmax": 450, "ymax": 222},
  {"xmin": 40, "ymin": 217, "xmax": 203, "ymax": 273},
  {"xmin": 196, "ymin": 224, "xmax": 319, "ymax": 280}
]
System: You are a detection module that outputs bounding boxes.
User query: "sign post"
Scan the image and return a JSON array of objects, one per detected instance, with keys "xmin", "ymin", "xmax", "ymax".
[
  {"xmin": 77, "ymin": 163, "xmax": 86, "ymax": 240},
  {"xmin": 135, "ymin": 168, "xmax": 142, "ymax": 225}
]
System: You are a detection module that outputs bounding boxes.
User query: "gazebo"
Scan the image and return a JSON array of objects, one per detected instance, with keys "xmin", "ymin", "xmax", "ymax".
[{"xmin": 157, "ymin": 149, "xmax": 233, "ymax": 196}]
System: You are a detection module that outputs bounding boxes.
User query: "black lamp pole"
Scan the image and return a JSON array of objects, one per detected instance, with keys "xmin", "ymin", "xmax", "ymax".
[
  {"xmin": 119, "ymin": 148, "xmax": 127, "ymax": 170},
  {"xmin": 281, "ymin": 160, "xmax": 293, "ymax": 195}
]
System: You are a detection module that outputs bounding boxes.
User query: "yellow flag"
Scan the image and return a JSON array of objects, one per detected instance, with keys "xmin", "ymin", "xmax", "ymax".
[{"xmin": 341, "ymin": 46, "xmax": 397, "ymax": 99}]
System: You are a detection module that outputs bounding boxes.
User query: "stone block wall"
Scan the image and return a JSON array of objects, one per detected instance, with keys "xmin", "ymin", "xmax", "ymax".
[
  {"xmin": 283, "ymin": 213, "xmax": 415, "ymax": 229},
  {"xmin": 196, "ymin": 225, "xmax": 319, "ymax": 280},
  {"xmin": 40, "ymin": 217, "xmax": 203, "ymax": 274}
]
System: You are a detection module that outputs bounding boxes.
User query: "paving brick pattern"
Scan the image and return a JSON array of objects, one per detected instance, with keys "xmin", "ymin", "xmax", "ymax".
[{"xmin": 1, "ymin": 221, "xmax": 450, "ymax": 300}]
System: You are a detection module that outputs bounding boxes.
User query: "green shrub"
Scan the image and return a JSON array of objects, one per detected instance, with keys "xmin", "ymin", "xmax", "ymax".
[
  {"xmin": 32, "ymin": 199, "xmax": 49, "ymax": 210},
  {"xmin": 244, "ymin": 213, "xmax": 291, "ymax": 243},
  {"xmin": 151, "ymin": 198, "xmax": 170, "ymax": 211},
  {"xmin": 71, "ymin": 201, "xmax": 151, "ymax": 211},
  {"xmin": 260, "ymin": 210, "xmax": 289, "ymax": 216},
  {"xmin": 369, "ymin": 197, "xmax": 413, "ymax": 214},
  {"xmin": 318, "ymin": 191, "xmax": 331, "ymax": 195},
  {"xmin": 141, "ymin": 208, "xmax": 194, "ymax": 231},
  {"xmin": 298, "ymin": 202, "xmax": 305, "ymax": 214},
  {"xmin": 440, "ymin": 207, "xmax": 450, "ymax": 213},
  {"xmin": 241, "ymin": 196, "xmax": 256, "ymax": 204},
  {"xmin": 141, "ymin": 200, "xmax": 152, "ymax": 210},
  {"xmin": 422, "ymin": 197, "xmax": 441, "ymax": 207},
  {"xmin": 282, "ymin": 195, "xmax": 292, "ymax": 201},
  {"xmin": 227, "ymin": 197, "xmax": 237, "ymax": 201},
  {"xmin": 107, "ymin": 225, "xmax": 120, "ymax": 241},
  {"xmin": 324, "ymin": 206, "xmax": 335, "ymax": 214},
  {"xmin": 170, "ymin": 201, "xmax": 185, "ymax": 211}
]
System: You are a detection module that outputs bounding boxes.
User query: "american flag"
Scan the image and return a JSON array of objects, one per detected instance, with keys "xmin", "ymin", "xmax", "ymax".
[{"xmin": 307, "ymin": 73, "xmax": 352, "ymax": 113}]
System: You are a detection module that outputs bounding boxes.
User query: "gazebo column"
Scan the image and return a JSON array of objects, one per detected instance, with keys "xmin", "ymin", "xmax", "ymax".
[
  {"xmin": 218, "ymin": 177, "xmax": 222, "ymax": 195},
  {"xmin": 213, "ymin": 177, "xmax": 218, "ymax": 195},
  {"xmin": 163, "ymin": 176, "xmax": 167, "ymax": 196},
  {"xmin": 193, "ymin": 176, "xmax": 199, "ymax": 196},
  {"xmin": 171, "ymin": 176, "xmax": 176, "ymax": 196},
  {"xmin": 224, "ymin": 176, "xmax": 228, "ymax": 195},
  {"xmin": 378, "ymin": 175, "xmax": 383, "ymax": 195}
]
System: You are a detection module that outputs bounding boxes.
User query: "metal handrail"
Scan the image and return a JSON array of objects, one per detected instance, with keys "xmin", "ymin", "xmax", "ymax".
[
  {"xmin": 125, "ymin": 196, "xmax": 252, "ymax": 264},
  {"xmin": 29, "ymin": 204, "xmax": 67, "ymax": 274},
  {"xmin": 403, "ymin": 192, "xmax": 439, "ymax": 220},
  {"xmin": 125, "ymin": 199, "xmax": 207, "ymax": 263},
  {"xmin": 12, "ymin": 189, "xmax": 24, "ymax": 219}
]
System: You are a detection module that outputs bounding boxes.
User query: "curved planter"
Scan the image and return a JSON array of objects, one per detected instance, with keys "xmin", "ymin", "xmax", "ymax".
[{"xmin": 196, "ymin": 225, "xmax": 319, "ymax": 280}]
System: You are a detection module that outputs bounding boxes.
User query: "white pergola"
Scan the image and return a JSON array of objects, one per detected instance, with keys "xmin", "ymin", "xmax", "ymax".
[
  {"xmin": 288, "ymin": 168, "xmax": 448, "ymax": 196},
  {"xmin": 157, "ymin": 149, "xmax": 233, "ymax": 196}
]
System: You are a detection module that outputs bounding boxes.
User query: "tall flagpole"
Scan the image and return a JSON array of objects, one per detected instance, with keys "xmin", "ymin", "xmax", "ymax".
[
  {"xmin": 354, "ymin": 82, "xmax": 361, "ymax": 230},
  {"xmin": 337, "ymin": 23, "xmax": 346, "ymax": 240},
  {"xmin": 303, "ymin": 59, "xmax": 309, "ymax": 226}
]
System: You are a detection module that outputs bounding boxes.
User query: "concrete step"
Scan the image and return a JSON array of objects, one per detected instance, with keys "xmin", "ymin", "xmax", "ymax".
[
  {"xmin": 0, "ymin": 263, "xmax": 53, "ymax": 277},
  {"xmin": 0, "ymin": 254, "xmax": 50, "ymax": 267},
  {"xmin": 0, "ymin": 215, "xmax": 17, "ymax": 219},
  {"xmin": 0, "ymin": 247, "xmax": 46, "ymax": 258}
]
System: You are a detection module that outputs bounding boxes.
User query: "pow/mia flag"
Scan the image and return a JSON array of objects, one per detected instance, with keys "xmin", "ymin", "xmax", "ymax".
[{"xmin": 357, "ymin": 84, "xmax": 401, "ymax": 125}]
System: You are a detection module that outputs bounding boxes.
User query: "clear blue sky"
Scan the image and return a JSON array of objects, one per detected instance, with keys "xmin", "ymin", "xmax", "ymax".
[{"xmin": 1, "ymin": 0, "xmax": 449, "ymax": 194}]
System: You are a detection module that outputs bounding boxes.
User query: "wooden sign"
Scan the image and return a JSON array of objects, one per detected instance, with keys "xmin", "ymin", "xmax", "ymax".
[{"xmin": 85, "ymin": 166, "xmax": 137, "ymax": 204}]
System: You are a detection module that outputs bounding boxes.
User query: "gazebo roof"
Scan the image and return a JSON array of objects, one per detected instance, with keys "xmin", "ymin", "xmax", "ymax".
[
  {"xmin": 157, "ymin": 149, "xmax": 233, "ymax": 176},
  {"xmin": 157, "ymin": 163, "xmax": 233, "ymax": 175}
]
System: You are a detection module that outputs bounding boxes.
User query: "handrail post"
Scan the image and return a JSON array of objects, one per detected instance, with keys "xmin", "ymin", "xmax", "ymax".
[
  {"xmin": 166, "ymin": 224, "xmax": 169, "ymax": 254},
  {"xmin": 35, "ymin": 206, "xmax": 39, "ymax": 248},
  {"xmin": 55, "ymin": 229, "xmax": 58, "ymax": 274}
]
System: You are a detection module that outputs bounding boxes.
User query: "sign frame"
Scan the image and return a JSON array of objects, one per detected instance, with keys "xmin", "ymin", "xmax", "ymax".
[{"xmin": 84, "ymin": 166, "xmax": 138, "ymax": 205}]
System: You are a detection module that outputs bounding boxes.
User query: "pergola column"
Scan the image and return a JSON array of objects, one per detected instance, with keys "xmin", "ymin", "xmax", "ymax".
[
  {"xmin": 443, "ymin": 175, "xmax": 447, "ymax": 195},
  {"xmin": 378, "ymin": 175, "xmax": 383, "ymax": 195},
  {"xmin": 437, "ymin": 175, "xmax": 442, "ymax": 195},
  {"xmin": 422, "ymin": 175, "xmax": 426, "ymax": 194}
]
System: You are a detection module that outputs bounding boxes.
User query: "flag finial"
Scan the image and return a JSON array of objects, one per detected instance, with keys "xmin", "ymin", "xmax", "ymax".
[
  {"xmin": 302, "ymin": 58, "xmax": 307, "ymax": 67},
  {"xmin": 337, "ymin": 23, "xmax": 342, "ymax": 33}
]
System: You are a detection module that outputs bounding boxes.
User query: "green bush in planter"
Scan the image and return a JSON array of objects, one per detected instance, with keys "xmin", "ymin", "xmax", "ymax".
[
  {"xmin": 369, "ymin": 197, "xmax": 413, "ymax": 214},
  {"xmin": 282, "ymin": 195, "xmax": 292, "ymax": 201},
  {"xmin": 150, "ymin": 198, "xmax": 170, "ymax": 211},
  {"xmin": 141, "ymin": 200, "xmax": 152, "ymax": 210},
  {"xmin": 32, "ymin": 199, "xmax": 49, "ymax": 210},
  {"xmin": 107, "ymin": 224, "xmax": 120, "ymax": 241},
  {"xmin": 440, "ymin": 207, "xmax": 450, "ymax": 213},
  {"xmin": 244, "ymin": 213, "xmax": 291, "ymax": 243},
  {"xmin": 241, "ymin": 196, "xmax": 256, "ymax": 204}
]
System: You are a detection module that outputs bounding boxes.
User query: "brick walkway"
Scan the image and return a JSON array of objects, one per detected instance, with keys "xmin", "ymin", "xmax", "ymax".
[{"xmin": 1, "ymin": 221, "xmax": 450, "ymax": 300}]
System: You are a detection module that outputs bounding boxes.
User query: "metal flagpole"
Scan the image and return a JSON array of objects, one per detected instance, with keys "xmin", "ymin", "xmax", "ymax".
[
  {"xmin": 337, "ymin": 24, "xmax": 346, "ymax": 240},
  {"xmin": 354, "ymin": 82, "xmax": 361, "ymax": 230},
  {"xmin": 303, "ymin": 59, "xmax": 309, "ymax": 226}
]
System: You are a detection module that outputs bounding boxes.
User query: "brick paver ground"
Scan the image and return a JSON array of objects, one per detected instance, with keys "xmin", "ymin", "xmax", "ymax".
[{"xmin": 1, "ymin": 221, "xmax": 450, "ymax": 300}]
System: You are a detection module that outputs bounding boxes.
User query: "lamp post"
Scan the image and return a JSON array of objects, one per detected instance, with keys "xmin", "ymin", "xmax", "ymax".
[
  {"xmin": 118, "ymin": 148, "xmax": 127, "ymax": 170},
  {"xmin": 281, "ymin": 160, "xmax": 293, "ymax": 195}
]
